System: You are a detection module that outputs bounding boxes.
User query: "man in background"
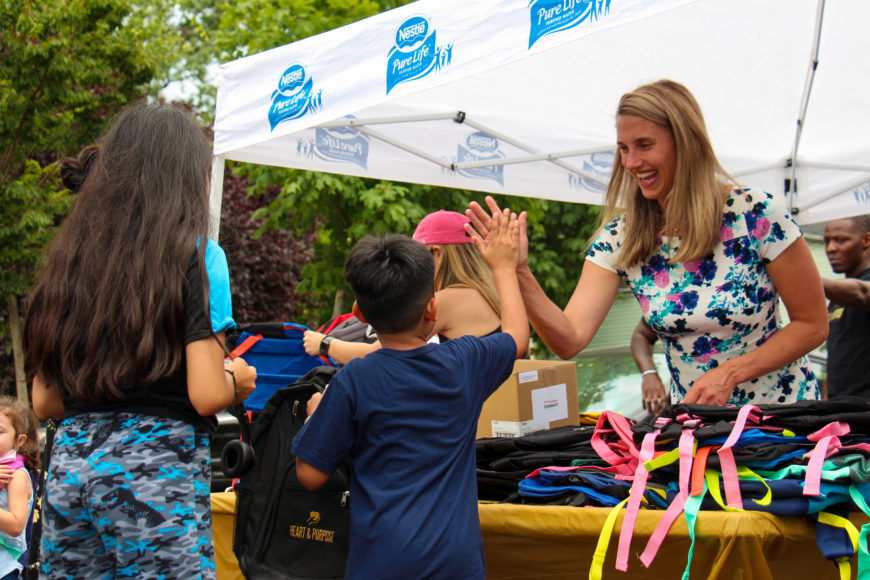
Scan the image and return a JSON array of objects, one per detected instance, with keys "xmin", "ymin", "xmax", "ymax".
[{"xmin": 822, "ymin": 214, "xmax": 870, "ymax": 400}]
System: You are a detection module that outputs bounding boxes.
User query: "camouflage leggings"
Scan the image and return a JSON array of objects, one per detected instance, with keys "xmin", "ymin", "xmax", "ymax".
[{"xmin": 41, "ymin": 412, "xmax": 215, "ymax": 579}]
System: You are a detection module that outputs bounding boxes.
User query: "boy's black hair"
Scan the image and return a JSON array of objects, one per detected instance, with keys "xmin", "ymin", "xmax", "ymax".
[{"xmin": 345, "ymin": 234, "xmax": 434, "ymax": 334}]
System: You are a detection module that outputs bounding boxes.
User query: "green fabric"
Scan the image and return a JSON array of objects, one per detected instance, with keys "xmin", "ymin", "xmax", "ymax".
[{"xmin": 681, "ymin": 480, "xmax": 706, "ymax": 580}]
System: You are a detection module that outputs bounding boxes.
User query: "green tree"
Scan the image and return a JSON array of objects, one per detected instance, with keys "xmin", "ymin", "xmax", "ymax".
[
  {"xmin": 0, "ymin": 162, "xmax": 70, "ymax": 400},
  {"xmin": 0, "ymin": 0, "xmax": 186, "ymax": 400}
]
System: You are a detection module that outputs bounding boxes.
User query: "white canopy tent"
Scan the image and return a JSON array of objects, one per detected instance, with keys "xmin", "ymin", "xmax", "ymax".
[{"xmin": 212, "ymin": 0, "xmax": 870, "ymax": 232}]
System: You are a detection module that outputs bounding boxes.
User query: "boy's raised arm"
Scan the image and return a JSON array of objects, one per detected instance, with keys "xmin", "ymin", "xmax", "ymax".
[{"xmin": 470, "ymin": 209, "xmax": 529, "ymax": 358}]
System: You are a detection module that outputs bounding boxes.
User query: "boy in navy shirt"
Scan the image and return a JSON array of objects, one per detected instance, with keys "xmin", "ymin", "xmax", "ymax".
[{"xmin": 293, "ymin": 211, "xmax": 528, "ymax": 579}]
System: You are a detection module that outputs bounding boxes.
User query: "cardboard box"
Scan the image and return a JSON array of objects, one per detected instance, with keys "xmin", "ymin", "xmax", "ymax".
[{"xmin": 476, "ymin": 359, "xmax": 579, "ymax": 438}]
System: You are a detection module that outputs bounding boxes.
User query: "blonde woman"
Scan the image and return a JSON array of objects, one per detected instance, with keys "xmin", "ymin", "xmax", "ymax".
[
  {"xmin": 304, "ymin": 210, "xmax": 503, "ymax": 365},
  {"xmin": 468, "ymin": 79, "xmax": 828, "ymax": 407}
]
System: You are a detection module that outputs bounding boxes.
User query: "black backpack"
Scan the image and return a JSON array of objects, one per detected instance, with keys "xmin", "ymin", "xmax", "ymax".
[{"xmin": 222, "ymin": 365, "xmax": 350, "ymax": 579}]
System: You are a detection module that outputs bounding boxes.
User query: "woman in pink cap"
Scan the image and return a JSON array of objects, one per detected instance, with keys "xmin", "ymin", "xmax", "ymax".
[{"xmin": 303, "ymin": 210, "xmax": 503, "ymax": 364}]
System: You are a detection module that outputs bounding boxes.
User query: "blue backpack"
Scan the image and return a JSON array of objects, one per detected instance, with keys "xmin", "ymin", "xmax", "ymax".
[{"xmin": 230, "ymin": 322, "xmax": 326, "ymax": 411}]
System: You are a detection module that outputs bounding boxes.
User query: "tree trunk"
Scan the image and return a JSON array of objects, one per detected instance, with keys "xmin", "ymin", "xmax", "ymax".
[
  {"xmin": 331, "ymin": 288, "xmax": 347, "ymax": 320},
  {"xmin": 7, "ymin": 296, "xmax": 29, "ymax": 405}
]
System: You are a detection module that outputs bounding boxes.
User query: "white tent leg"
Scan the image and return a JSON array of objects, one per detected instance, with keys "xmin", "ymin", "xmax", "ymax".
[
  {"xmin": 787, "ymin": 0, "xmax": 826, "ymax": 212},
  {"xmin": 210, "ymin": 155, "xmax": 226, "ymax": 239}
]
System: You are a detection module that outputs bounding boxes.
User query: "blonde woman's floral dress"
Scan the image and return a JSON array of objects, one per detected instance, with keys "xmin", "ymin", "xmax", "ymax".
[{"xmin": 586, "ymin": 187, "xmax": 819, "ymax": 405}]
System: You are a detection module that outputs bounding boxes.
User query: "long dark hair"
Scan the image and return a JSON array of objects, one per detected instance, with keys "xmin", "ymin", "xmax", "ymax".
[{"xmin": 24, "ymin": 103, "xmax": 214, "ymax": 401}]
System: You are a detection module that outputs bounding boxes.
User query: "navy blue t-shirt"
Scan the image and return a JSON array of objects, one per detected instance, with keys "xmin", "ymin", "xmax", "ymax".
[{"xmin": 292, "ymin": 333, "xmax": 516, "ymax": 580}]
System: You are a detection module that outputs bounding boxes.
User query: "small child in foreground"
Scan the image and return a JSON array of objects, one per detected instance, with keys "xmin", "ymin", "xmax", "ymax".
[
  {"xmin": 0, "ymin": 396, "xmax": 39, "ymax": 579},
  {"xmin": 293, "ymin": 210, "xmax": 528, "ymax": 580}
]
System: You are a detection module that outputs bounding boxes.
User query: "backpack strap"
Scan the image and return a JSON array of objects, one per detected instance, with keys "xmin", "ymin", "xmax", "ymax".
[
  {"xmin": 317, "ymin": 313, "xmax": 356, "ymax": 335},
  {"xmin": 704, "ymin": 469, "xmax": 743, "ymax": 512},
  {"xmin": 690, "ymin": 445, "xmax": 715, "ymax": 497},
  {"xmin": 817, "ymin": 511, "xmax": 860, "ymax": 553},
  {"xmin": 26, "ymin": 418, "xmax": 58, "ymax": 579},
  {"xmin": 804, "ymin": 421, "xmax": 850, "ymax": 496},
  {"xmin": 589, "ymin": 497, "xmax": 630, "ymax": 580},
  {"xmin": 282, "ymin": 322, "xmax": 309, "ymax": 337},
  {"xmin": 716, "ymin": 404, "xmax": 760, "ymax": 509},
  {"xmin": 639, "ymin": 422, "xmax": 697, "ymax": 567},
  {"xmin": 849, "ymin": 484, "xmax": 870, "ymax": 578},
  {"xmin": 804, "ymin": 434, "xmax": 844, "ymax": 496},
  {"xmin": 230, "ymin": 333, "xmax": 263, "ymax": 358},
  {"xmin": 591, "ymin": 411, "xmax": 641, "ymax": 473},
  {"xmin": 522, "ymin": 465, "xmax": 580, "ymax": 479},
  {"xmin": 816, "ymin": 510, "xmax": 859, "ymax": 580},
  {"xmin": 736, "ymin": 466, "xmax": 772, "ymax": 508},
  {"xmin": 679, "ymin": 478, "xmax": 707, "ymax": 580},
  {"xmin": 615, "ymin": 426, "xmax": 660, "ymax": 571}
]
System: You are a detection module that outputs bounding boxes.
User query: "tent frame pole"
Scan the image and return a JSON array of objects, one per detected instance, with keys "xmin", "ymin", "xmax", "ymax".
[
  {"xmin": 209, "ymin": 155, "xmax": 226, "ymax": 239},
  {"xmin": 316, "ymin": 111, "xmax": 611, "ymax": 187},
  {"xmin": 787, "ymin": 0, "xmax": 826, "ymax": 214},
  {"xmin": 799, "ymin": 176, "xmax": 870, "ymax": 212}
]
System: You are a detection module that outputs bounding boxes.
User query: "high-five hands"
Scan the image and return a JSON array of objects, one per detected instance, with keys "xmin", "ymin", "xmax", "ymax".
[
  {"xmin": 468, "ymin": 208, "xmax": 520, "ymax": 271},
  {"xmin": 466, "ymin": 196, "xmax": 529, "ymax": 268}
]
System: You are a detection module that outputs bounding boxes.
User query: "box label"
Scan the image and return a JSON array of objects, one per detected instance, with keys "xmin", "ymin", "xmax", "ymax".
[
  {"xmin": 531, "ymin": 383, "xmax": 569, "ymax": 424},
  {"xmin": 517, "ymin": 370, "xmax": 539, "ymax": 384},
  {"xmin": 491, "ymin": 420, "xmax": 548, "ymax": 438}
]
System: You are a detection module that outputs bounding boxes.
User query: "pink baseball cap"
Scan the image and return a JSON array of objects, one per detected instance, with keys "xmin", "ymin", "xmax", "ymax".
[{"xmin": 412, "ymin": 210, "xmax": 474, "ymax": 245}]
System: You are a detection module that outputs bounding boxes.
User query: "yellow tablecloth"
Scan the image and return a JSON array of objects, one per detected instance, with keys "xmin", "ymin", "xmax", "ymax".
[
  {"xmin": 213, "ymin": 493, "xmax": 244, "ymax": 580},
  {"xmin": 211, "ymin": 492, "xmax": 865, "ymax": 579}
]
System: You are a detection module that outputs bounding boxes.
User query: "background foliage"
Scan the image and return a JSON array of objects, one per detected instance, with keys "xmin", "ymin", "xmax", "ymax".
[
  {"xmin": 218, "ymin": 171, "xmax": 319, "ymax": 324},
  {"xmin": 0, "ymin": 0, "xmax": 187, "ymax": 397}
]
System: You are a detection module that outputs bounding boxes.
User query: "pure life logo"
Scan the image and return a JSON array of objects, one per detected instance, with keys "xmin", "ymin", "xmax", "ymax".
[
  {"xmin": 268, "ymin": 64, "xmax": 323, "ymax": 131},
  {"xmin": 528, "ymin": 0, "xmax": 611, "ymax": 49},
  {"xmin": 386, "ymin": 15, "xmax": 452, "ymax": 94}
]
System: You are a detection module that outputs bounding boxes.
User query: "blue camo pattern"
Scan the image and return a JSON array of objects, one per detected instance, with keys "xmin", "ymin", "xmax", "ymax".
[{"xmin": 41, "ymin": 412, "xmax": 215, "ymax": 579}]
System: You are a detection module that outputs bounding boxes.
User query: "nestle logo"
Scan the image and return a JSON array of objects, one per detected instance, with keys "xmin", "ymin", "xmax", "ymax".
[
  {"xmin": 467, "ymin": 132, "xmax": 498, "ymax": 153},
  {"xmin": 395, "ymin": 16, "xmax": 428, "ymax": 47},
  {"xmin": 278, "ymin": 65, "xmax": 306, "ymax": 93},
  {"xmin": 399, "ymin": 22, "xmax": 425, "ymax": 40},
  {"xmin": 283, "ymin": 70, "xmax": 302, "ymax": 84}
]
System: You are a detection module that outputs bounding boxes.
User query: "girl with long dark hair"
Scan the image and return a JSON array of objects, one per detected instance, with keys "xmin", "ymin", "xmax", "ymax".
[{"xmin": 24, "ymin": 103, "xmax": 256, "ymax": 578}]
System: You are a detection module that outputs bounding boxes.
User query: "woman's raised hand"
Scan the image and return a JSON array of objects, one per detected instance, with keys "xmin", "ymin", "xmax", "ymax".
[{"xmin": 466, "ymin": 195, "xmax": 528, "ymax": 267}]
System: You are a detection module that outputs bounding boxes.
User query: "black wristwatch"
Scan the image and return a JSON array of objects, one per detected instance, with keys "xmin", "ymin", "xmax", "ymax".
[{"xmin": 320, "ymin": 335, "xmax": 334, "ymax": 358}]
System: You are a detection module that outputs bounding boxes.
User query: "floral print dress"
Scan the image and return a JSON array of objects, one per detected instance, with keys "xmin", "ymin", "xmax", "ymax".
[{"xmin": 586, "ymin": 187, "xmax": 819, "ymax": 405}]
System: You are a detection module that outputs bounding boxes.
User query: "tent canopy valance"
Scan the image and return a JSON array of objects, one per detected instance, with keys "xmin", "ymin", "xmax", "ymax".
[{"xmin": 212, "ymin": 0, "xmax": 870, "ymax": 229}]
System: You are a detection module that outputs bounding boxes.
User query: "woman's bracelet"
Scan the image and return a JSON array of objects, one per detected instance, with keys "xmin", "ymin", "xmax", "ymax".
[
  {"xmin": 225, "ymin": 368, "xmax": 238, "ymax": 398},
  {"xmin": 641, "ymin": 369, "xmax": 659, "ymax": 376}
]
